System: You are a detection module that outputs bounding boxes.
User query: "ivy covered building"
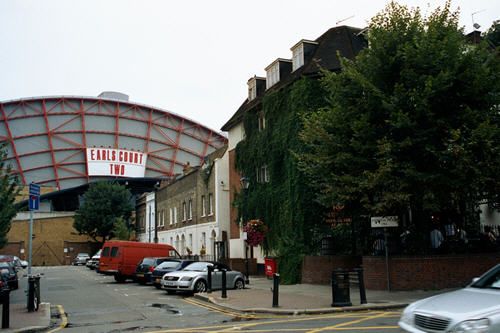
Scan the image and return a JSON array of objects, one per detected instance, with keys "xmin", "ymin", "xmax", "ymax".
[{"xmin": 221, "ymin": 26, "xmax": 367, "ymax": 283}]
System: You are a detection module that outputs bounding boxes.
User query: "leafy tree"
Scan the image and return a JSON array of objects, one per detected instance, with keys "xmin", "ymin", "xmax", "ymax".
[
  {"xmin": 112, "ymin": 217, "xmax": 135, "ymax": 240},
  {"xmin": 298, "ymin": 1, "xmax": 500, "ymax": 247},
  {"xmin": 0, "ymin": 145, "xmax": 21, "ymax": 248},
  {"xmin": 74, "ymin": 181, "xmax": 133, "ymax": 244},
  {"xmin": 484, "ymin": 20, "xmax": 500, "ymax": 48}
]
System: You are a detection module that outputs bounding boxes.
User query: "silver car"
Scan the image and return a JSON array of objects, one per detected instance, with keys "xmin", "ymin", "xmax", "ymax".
[
  {"xmin": 162, "ymin": 261, "xmax": 245, "ymax": 294},
  {"xmin": 399, "ymin": 263, "xmax": 500, "ymax": 332}
]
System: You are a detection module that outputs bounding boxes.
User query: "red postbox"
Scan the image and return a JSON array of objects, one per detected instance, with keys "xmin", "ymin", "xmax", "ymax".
[{"xmin": 265, "ymin": 257, "xmax": 277, "ymax": 278}]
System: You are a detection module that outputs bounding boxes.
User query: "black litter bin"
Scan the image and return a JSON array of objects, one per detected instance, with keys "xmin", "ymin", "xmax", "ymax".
[{"xmin": 331, "ymin": 269, "xmax": 352, "ymax": 307}]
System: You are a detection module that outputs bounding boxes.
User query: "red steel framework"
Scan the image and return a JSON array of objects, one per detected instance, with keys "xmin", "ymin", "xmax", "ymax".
[{"xmin": 0, "ymin": 96, "xmax": 227, "ymax": 190}]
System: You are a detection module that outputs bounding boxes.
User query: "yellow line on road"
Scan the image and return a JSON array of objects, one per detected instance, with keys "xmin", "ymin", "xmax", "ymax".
[{"xmin": 47, "ymin": 305, "xmax": 67, "ymax": 332}]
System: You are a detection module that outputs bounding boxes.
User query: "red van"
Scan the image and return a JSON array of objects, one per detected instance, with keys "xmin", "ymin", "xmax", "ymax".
[{"xmin": 98, "ymin": 241, "xmax": 181, "ymax": 282}]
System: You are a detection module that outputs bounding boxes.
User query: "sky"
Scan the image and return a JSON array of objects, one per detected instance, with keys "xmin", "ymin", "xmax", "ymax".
[{"xmin": 0, "ymin": 1, "xmax": 498, "ymax": 133}]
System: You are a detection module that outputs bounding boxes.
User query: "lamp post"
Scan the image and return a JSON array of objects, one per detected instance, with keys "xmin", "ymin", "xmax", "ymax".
[{"xmin": 240, "ymin": 177, "xmax": 250, "ymax": 284}]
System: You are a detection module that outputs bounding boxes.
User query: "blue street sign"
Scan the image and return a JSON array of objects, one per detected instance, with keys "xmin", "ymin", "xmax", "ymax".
[
  {"xmin": 29, "ymin": 183, "xmax": 40, "ymax": 197},
  {"xmin": 29, "ymin": 195, "xmax": 39, "ymax": 211},
  {"xmin": 29, "ymin": 195, "xmax": 40, "ymax": 210}
]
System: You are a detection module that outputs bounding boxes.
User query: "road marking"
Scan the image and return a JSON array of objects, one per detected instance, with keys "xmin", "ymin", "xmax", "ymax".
[
  {"xmin": 47, "ymin": 305, "xmax": 67, "ymax": 332},
  {"xmin": 307, "ymin": 311, "xmax": 398, "ymax": 332}
]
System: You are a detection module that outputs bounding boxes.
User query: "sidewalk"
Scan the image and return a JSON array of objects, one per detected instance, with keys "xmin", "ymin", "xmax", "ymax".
[
  {"xmin": 3, "ymin": 302, "xmax": 51, "ymax": 332},
  {"xmin": 194, "ymin": 276, "xmax": 452, "ymax": 315}
]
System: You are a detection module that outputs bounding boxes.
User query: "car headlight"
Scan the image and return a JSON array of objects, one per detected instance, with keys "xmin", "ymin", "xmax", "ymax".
[
  {"xmin": 451, "ymin": 319, "xmax": 490, "ymax": 333},
  {"xmin": 400, "ymin": 311, "xmax": 413, "ymax": 326},
  {"xmin": 180, "ymin": 276, "xmax": 193, "ymax": 281}
]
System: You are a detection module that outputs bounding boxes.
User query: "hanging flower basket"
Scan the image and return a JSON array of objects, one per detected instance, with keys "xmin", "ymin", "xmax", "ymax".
[{"xmin": 243, "ymin": 219, "xmax": 268, "ymax": 247}]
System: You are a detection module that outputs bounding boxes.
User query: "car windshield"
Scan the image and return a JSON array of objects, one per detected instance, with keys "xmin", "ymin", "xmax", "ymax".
[
  {"xmin": 183, "ymin": 262, "xmax": 211, "ymax": 272},
  {"xmin": 471, "ymin": 265, "xmax": 500, "ymax": 289},
  {"xmin": 77, "ymin": 253, "xmax": 89, "ymax": 257},
  {"xmin": 157, "ymin": 261, "xmax": 180, "ymax": 269}
]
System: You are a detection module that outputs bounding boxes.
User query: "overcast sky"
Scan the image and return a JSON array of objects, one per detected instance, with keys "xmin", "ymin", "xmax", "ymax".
[{"xmin": 1, "ymin": 1, "xmax": 498, "ymax": 133}]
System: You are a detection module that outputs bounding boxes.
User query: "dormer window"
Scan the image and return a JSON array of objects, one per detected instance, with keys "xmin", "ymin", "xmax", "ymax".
[
  {"xmin": 265, "ymin": 59, "xmax": 292, "ymax": 89},
  {"xmin": 266, "ymin": 62, "xmax": 280, "ymax": 89},
  {"xmin": 290, "ymin": 40, "xmax": 318, "ymax": 72},
  {"xmin": 248, "ymin": 78, "xmax": 257, "ymax": 101},
  {"xmin": 292, "ymin": 43, "xmax": 304, "ymax": 71}
]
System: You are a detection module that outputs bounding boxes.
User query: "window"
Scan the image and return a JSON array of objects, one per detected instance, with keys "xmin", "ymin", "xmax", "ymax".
[
  {"xmin": 189, "ymin": 234, "xmax": 193, "ymax": 249},
  {"xmin": 208, "ymin": 194, "xmax": 214, "ymax": 215},
  {"xmin": 110, "ymin": 247, "xmax": 119, "ymax": 258},
  {"xmin": 182, "ymin": 202, "xmax": 187, "ymax": 221},
  {"xmin": 201, "ymin": 196, "xmax": 206, "ymax": 216},
  {"xmin": 248, "ymin": 79, "xmax": 257, "ymax": 101},
  {"xmin": 202, "ymin": 232, "xmax": 206, "ymax": 247},
  {"xmin": 102, "ymin": 247, "xmax": 110, "ymax": 257},
  {"xmin": 174, "ymin": 206, "xmax": 178, "ymax": 224},
  {"xmin": 258, "ymin": 113, "xmax": 266, "ymax": 131},
  {"xmin": 257, "ymin": 165, "xmax": 269, "ymax": 183},
  {"xmin": 266, "ymin": 62, "xmax": 279, "ymax": 88},
  {"xmin": 169, "ymin": 208, "xmax": 173, "ymax": 225},
  {"xmin": 160, "ymin": 210, "xmax": 165, "ymax": 227},
  {"xmin": 170, "ymin": 236, "xmax": 173, "ymax": 245},
  {"xmin": 292, "ymin": 43, "xmax": 304, "ymax": 71},
  {"xmin": 189, "ymin": 200, "xmax": 193, "ymax": 220}
]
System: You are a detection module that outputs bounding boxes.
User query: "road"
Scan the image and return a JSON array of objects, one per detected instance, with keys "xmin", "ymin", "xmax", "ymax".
[{"xmin": 12, "ymin": 266, "xmax": 403, "ymax": 332}]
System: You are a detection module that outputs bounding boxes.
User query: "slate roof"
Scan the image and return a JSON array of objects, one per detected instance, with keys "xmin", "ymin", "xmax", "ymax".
[{"xmin": 221, "ymin": 25, "xmax": 367, "ymax": 132}]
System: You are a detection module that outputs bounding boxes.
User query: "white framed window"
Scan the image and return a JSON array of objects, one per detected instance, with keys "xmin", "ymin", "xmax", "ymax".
[
  {"xmin": 170, "ymin": 236, "xmax": 173, "ymax": 245},
  {"xmin": 257, "ymin": 165, "xmax": 270, "ymax": 183},
  {"xmin": 169, "ymin": 208, "xmax": 173, "ymax": 225},
  {"xmin": 174, "ymin": 206, "xmax": 178, "ymax": 224},
  {"xmin": 292, "ymin": 43, "xmax": 304, "ymax": 71},
  {"xmin": 189, "ymin": 234, "xmax": 193, "ymax": 249},
  {"xmin": 266, "ymin": 63, "xmax": 279, "ymax": 89},
  {"xmin": 182, "ymin": 202, "xmax": 187, "ymax": 221},
  {"xmin": 248, "ymin": 79, "xmax": 257, "ymax": 101},
  {"xmin": 161, "ymin": 210, "xmax": 165, "ymax": 226},
  {"xmin": 201, "ymin": 195, "xmax": 206, "ymax": 216},
  {"xmin": 208, "ymin": 194, "xmax": 214, "ymax": 216},
  {"xmin": 189, "ymin": 200, "xmax": 193, "ymax": 220},
  {"xmin": 258, "ymin": 113, "xmax": 266, "ymax": 131},
  {"xmin": 202, "ymin": 232, "xmax": 206, "ymax": 247}
]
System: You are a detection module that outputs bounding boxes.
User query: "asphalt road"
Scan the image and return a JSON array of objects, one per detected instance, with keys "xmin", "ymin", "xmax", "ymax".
[{"xmin": 12, "ymin": 266, "xmax": 403, "ymax": 332}]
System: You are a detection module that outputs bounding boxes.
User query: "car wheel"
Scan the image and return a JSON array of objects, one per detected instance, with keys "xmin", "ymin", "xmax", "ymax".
[
  {"xmin": 194, "ymin": 280, "xmax": 207, "ymax": 293},
  {"xmin": 234, "ymin": 278, "xmax": 244, "ymax": 290},
  {"xmin": 114, "ymin": 274, "xmax": 126, "ymax": 283}
]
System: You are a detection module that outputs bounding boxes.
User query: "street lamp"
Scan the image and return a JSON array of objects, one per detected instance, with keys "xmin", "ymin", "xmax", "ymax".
[{"xmin": 240, "ymin": 177, "xmax": 250, "ymax": 284}]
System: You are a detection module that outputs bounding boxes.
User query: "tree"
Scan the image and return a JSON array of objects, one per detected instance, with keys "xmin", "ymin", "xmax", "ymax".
[
  {"xmin": 298, "ymin": 1, "xmax": 500, "ymax": 248},
  {"xmin": 484, "ymin": 20, "xmax": 500, "ymax": 48},
  {"xmin": 112, "ymin": 217, "xmax": 135, "ymax": 240},
  {"xmin": 0, "ymin": 145, "xmax": 21, "ymax": 248},
  {"xmin": 73, "ymin": 181, "xmax": 133, "ymax": 244}
]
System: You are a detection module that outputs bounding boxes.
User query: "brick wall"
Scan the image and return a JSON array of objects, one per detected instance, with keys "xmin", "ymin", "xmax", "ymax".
[
  {"xmin": 363, "ymin": 254, "xmax": 500, "ymax": 290},
  {"xmin": 301, "ymin": 255, "xmax": 361, "ymax": 284},
  {"xmin": 220, "ymin": 258, "xmax": 257, "ymax": 274}
]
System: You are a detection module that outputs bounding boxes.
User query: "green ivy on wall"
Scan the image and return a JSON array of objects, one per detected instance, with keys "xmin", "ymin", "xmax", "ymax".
[{"xmin": 234, "ymin": 77, "xmax": 334, "ymax": 284}]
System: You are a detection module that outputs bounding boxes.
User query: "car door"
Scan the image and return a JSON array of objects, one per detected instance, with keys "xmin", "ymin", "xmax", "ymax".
[{"xmin": 211, "ymin": 263, "xmax": 223, "ymax": 289}]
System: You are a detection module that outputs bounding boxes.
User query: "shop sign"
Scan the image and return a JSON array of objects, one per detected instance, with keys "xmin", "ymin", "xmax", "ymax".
[
  {"xmin": 326, "ymin": 206, "xmax": 352, "ymax": 226},
  {"xmin": 371, "ymin": 216, "xmax": 399, "ymax": 228}
]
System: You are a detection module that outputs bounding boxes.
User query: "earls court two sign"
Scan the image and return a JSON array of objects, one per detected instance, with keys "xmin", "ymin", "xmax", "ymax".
[{"xmin": 86, "ymin": 148, "xmax": 147, "ymax": 177}]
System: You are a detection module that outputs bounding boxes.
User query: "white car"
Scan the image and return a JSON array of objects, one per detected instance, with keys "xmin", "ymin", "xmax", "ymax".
[
  {"xmin": 162, "ymin": 261, "xmax": 245, "ymax": 294},
  {"xmin": 399, "ymin": 264, "xmax": 500, "ymax": 332}
]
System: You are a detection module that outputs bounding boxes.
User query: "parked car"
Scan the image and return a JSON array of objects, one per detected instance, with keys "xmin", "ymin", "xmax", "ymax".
[
  {"xmin": 86, "ymin": 250, "xmax": 101, "ymax": 270},
  {"xmin": 133, "ymin": 257, "xmax": 171, "ymax": 284},
  {"xmin": 73, "ymin": 253, "xmax": 90, "ymax": 265},
  {"xmin": 98, "ymin": 241, "xmax": 181, "ymax": 282},
  {"xmin": 13, "ymin": 256, "xmax": 28, "ymax": 269},
  {"xmin": 162, "ymin": 261, "xmax": 245, "ymax": 294},
  {"xmin": 151, "ymin": 259, "xmax": 195, "ymax": 289},
  {"xmin": 0, "ymin": 261, "xmax": 18, "ymax": 290},
  {"xmin": 399, "ymin": 263, "xmax": 500, "ymax": 332}
]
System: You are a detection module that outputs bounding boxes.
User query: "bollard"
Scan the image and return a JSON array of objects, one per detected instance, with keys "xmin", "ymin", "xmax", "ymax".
[
  {"xmin": 331, "ymin": 269, "xmax": 352, "ymax": 307},
  {"xmin": 272, "ymin": 273, "xmax": 279, "ymax": 308},
  {"xmin": 207, "ymin": 265, "xmax": 213, "ymax": 293},
  {"xmin": 355, "ymin": 268, "xmax": 367, "ymax": 304},
  {"xmin": 1, "ymin": 289, "xmax": 10, "ymax": 329},
  {"xmin": 221, "ymin": 269, "xmax": 227, "ymax": 299}
]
